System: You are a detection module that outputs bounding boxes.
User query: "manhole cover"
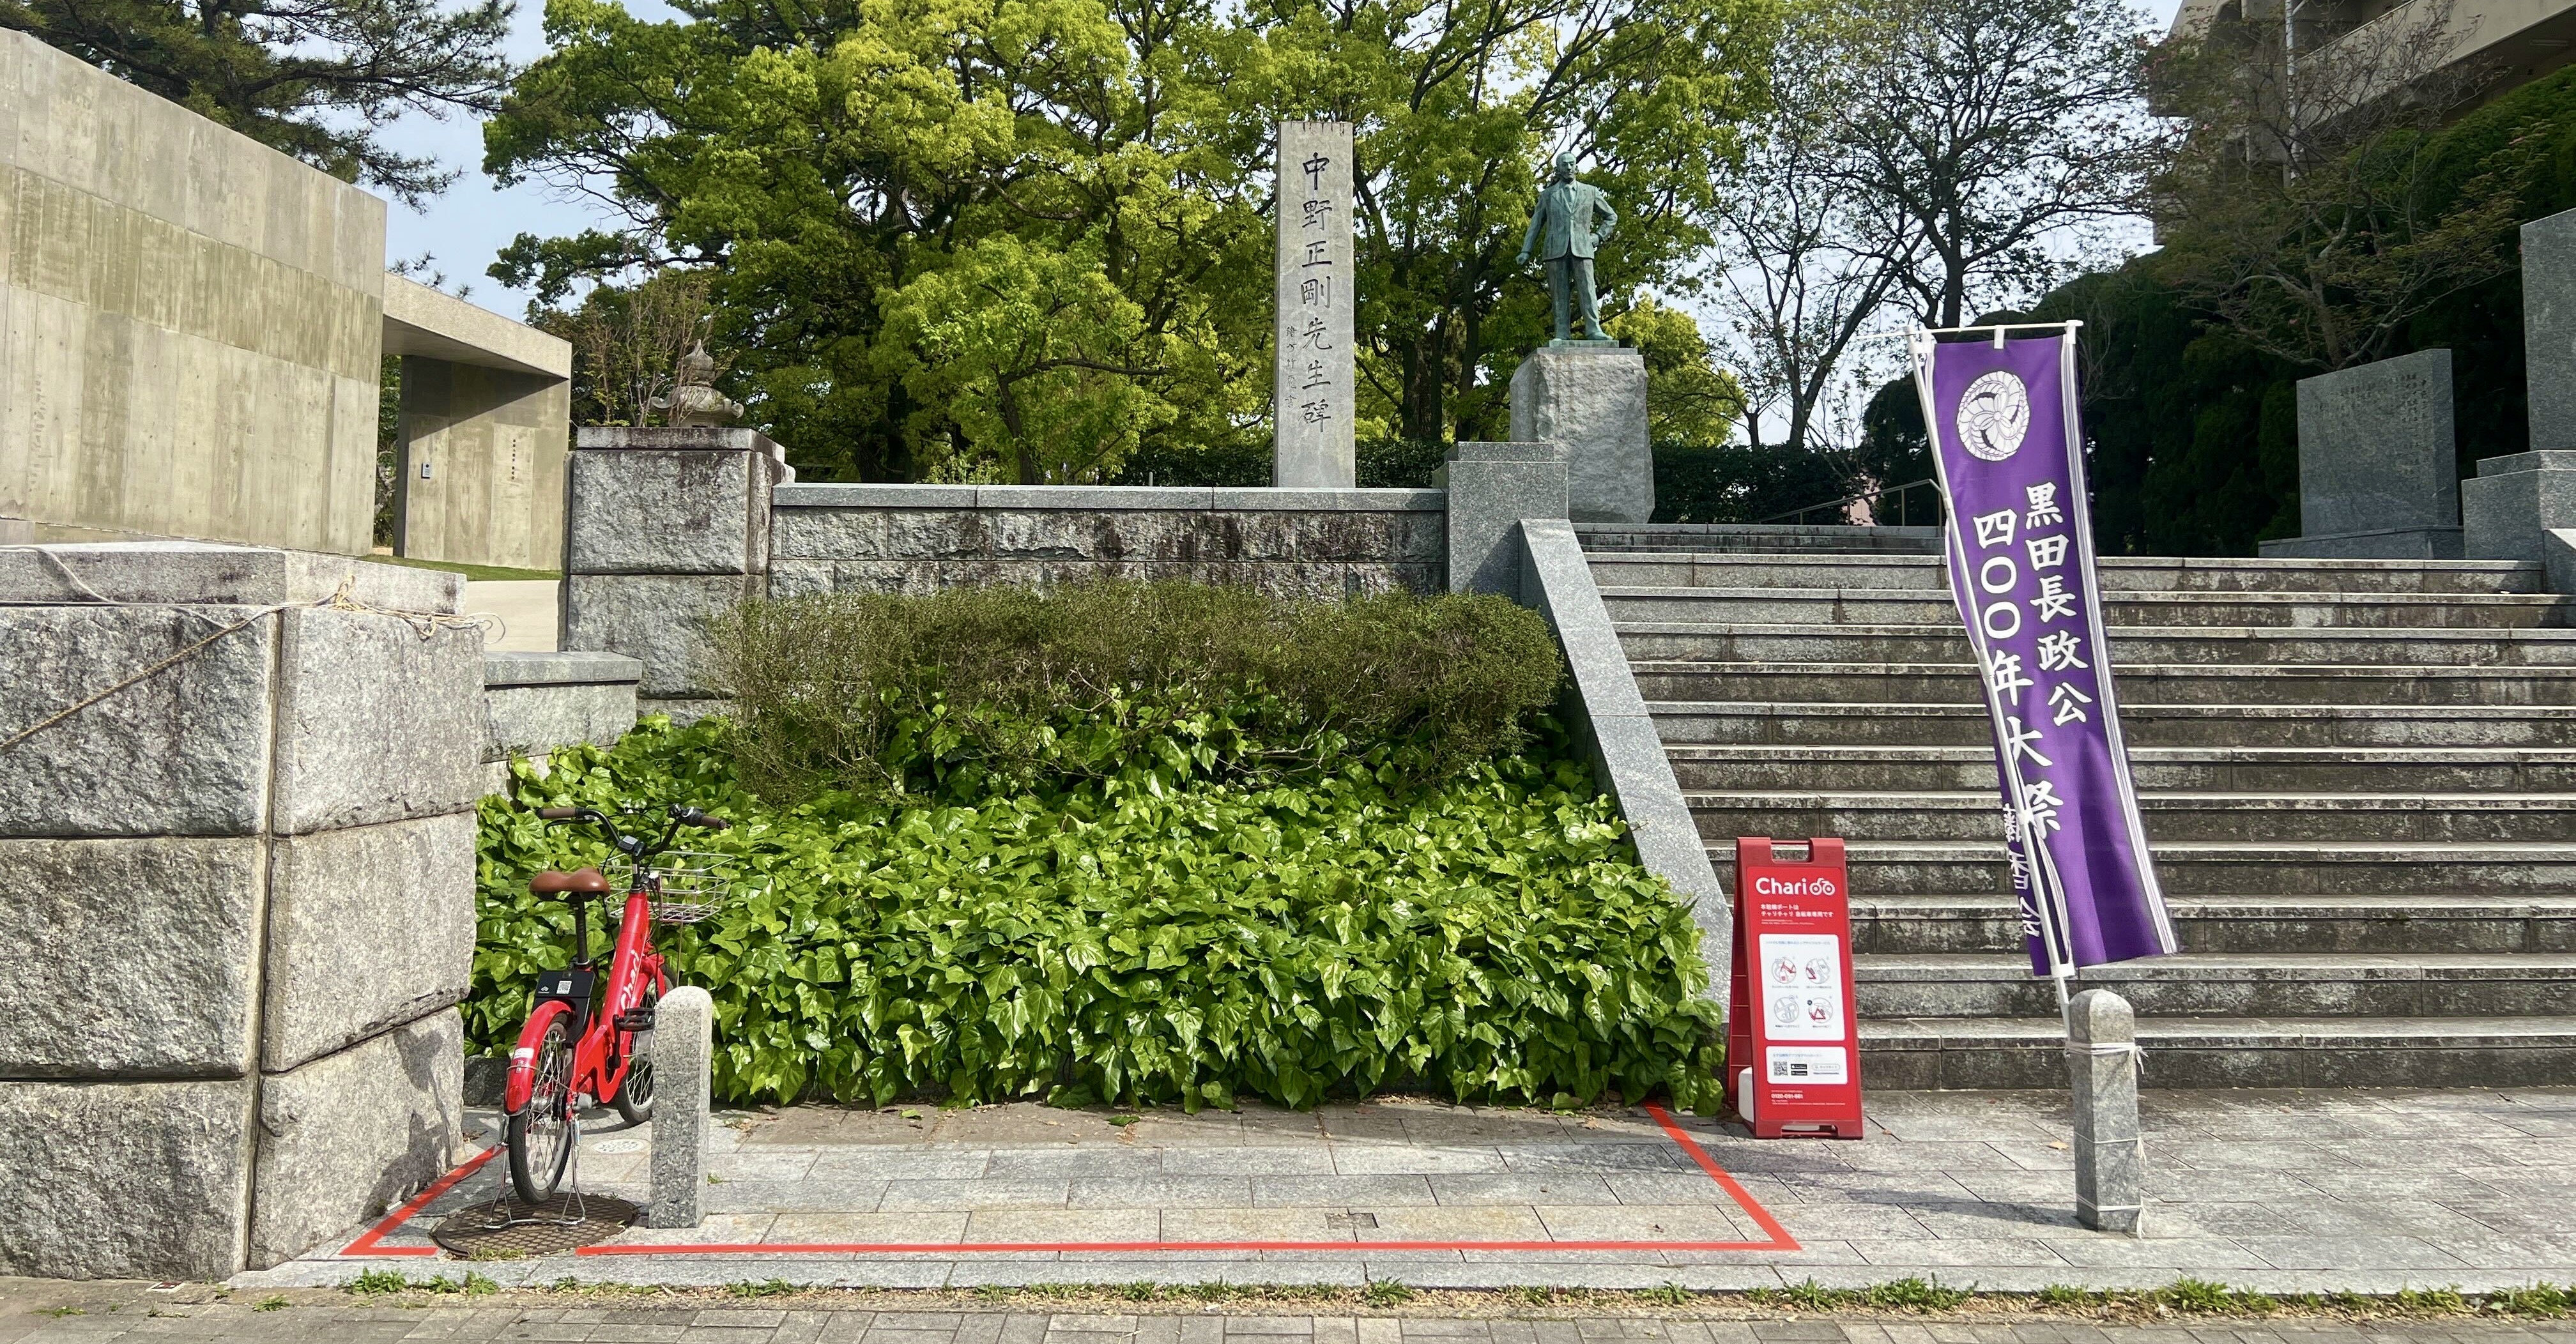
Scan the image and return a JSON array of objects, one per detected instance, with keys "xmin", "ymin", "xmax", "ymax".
[{"xmin": 430, "ymin": 1193, "xmax": 640, "ymax": 1260}]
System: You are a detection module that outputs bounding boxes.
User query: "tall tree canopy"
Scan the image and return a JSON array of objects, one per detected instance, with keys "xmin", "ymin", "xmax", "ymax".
[
  {"xmin": 481, "ymin": 0, "xmax": 1774, "ymax": 481},
  {"xmin": 4, "ymin": 0, "xmax": 514, "ymax": 204}
]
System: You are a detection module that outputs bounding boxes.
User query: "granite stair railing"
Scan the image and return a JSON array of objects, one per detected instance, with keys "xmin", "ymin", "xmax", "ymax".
[{"xmin": 1581, "ymin": 524, "xmax": 2576, "ymax": 1088}]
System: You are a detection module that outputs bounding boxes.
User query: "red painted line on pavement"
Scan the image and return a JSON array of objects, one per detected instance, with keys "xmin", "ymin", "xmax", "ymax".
[
  {"xmin": 340, "ymin": 1145, "xmax": 502, "ymax": 1257},
  {"xmin": 344, "ymin": 1104, "xmax": 1802, "ymax": 1260}
]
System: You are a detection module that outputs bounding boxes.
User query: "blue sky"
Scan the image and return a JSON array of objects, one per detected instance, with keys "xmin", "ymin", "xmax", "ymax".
[{"xmin": 392, "ymin": 0, "xmax": 2191, "ymax": 321}]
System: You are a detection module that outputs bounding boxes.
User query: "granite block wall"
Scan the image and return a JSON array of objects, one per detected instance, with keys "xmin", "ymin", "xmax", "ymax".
[
  {"xmin": 765, "ymin": 484, "xmax": 1447, "ymax": 599},
  {"xmin": 0, "ymin": 542, "xmax": 479, "ymax": 1278}
]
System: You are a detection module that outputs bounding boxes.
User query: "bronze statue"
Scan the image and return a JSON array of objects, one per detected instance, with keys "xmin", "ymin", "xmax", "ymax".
[
  {"xmin": 653, "ymin": 340, "xmax": 744, "ymax": 427},
  {"xmin": 1516, "ymin": 152, "xmax": 1618, "ymax": 345}
]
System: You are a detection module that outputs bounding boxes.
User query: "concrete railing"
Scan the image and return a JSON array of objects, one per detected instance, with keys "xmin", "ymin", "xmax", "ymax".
[{"xmin": 1515, "ymin": 518, "xmax": 1730, "ymax": 972}]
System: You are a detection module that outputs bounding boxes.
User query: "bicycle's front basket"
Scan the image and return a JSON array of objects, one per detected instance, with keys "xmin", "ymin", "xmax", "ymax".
[{"xmin": 614, "ymin": 851, "xmax": 737, "ymax": 924}]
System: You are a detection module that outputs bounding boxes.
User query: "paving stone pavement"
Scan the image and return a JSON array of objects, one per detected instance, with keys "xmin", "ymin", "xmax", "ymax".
[
  {"xmin": 5, "ymin": 1298, "xmax": 2575, "ymax": 1344},
  {"xmin": 230, "ymin": 1089, "xmax": 2576, "ymax": 1294}
]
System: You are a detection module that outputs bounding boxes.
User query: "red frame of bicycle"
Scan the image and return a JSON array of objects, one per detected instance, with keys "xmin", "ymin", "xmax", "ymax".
[{"xmin": 503, "ymin": 888, "xmax": 668, "ymax": 1115}]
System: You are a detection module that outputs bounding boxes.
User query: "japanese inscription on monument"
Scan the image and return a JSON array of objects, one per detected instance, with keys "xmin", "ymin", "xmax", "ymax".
[{"xmin": 1274, "ymin": 119, "xmax": 1356, "ymax": 488}]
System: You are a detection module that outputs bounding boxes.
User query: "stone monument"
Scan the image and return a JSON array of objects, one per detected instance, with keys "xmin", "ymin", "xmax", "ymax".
[
  {"xmin": 2463, "ymin": 209, "xmax": 2576, "ymax": 563},
  {"xmin": 1274, "ymin": 120, "xmax": 1356, "ymax": 489},
  {"xmin": 2257, "ymin": 347, "xmax": 2462, "ymax": 559},
  {"xmin": 1507, "ymin": 151, "xmax": 1652, "ymax": 523}
]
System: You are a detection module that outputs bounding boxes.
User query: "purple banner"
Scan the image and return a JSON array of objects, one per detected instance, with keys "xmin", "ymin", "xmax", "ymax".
[{"xmin": 1910, "ymin": 331, "xmax": 2177, "ymax": 975}]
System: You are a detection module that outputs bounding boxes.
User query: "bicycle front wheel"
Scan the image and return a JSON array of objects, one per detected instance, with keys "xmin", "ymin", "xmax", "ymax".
[{"xmin": 507, "ymin": 1014, "xmax": 576, "ymax": 1203}]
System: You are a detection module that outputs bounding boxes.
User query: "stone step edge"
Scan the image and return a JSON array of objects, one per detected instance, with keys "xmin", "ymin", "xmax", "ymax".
[
  {"xmin": 1850, "ymin": 892, "xmax": 2576, "ymax": 912},
  {"xmin": 1578, "ymin": 548, "xmax": 2542, "ymax": 571},
  {"xmin": 1852, "ymin": 951, "xmax": 2576, "ymax": 975},
  {"xmin": 1600, "ymin": 585, "xmax": 2566, "ymax": 607},
  {"xmin": 1665, "ymin": 743, "xmax": 2576, "ymax": 761},
  {"xmin": 1615, "ymin": 621, "xmax": 2576, "ymax": 639},
  {"xmin": 1630, "ymin": 659, "xmax": 2576, "ymax": 678},
  {"xmin": 1685, "ymin": 788, "xmax": 2576, "ymax": 807},
  {"xmin": 1859, "ymin": 1015, "xmax": 2576, "ymax": 1047},
  {"xmin": 1702, "ymin": 840, "xmax": 2576, "ymax": 860},
  {"xmin": 1648, "ymin": 699, "xmax": 2576, "ymax": 720}
]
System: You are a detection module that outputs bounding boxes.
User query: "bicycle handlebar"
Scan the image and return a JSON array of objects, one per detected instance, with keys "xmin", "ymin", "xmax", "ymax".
[{"xmin": 534, "ymin": 802, "xmax": 729, "ymax": 858}]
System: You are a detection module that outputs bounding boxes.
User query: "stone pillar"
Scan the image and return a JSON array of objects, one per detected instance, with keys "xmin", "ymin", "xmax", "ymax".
[
  {"xmin": 2258, "ymin": 348, "xmax": 2462, "ymax": 560},
  {"xmin": 2067, "ymin": 988, "xmax": 2146, "ymax": 1237},
  {"xmin": 0, "ymin": 544, "xmax": 482, "ymax": 1278},
  {"xmin": 2527, "ymin": 208, "xmax": 2576, "ymax": 454},
  {"xmin": 1509, "ymin": 346, "xmax": 1653, "ymax": 524},
  {"xmin": 561, "ymin": 428, "xmax": 786, "ymax": 720},
  {"xmin": 1444, "ymin": 442, "xmax": 1568, "ymax": 595},
  {"xmin": 647, "ymin": 986, "xmax": 714, "ymax": 1230},
  {"xmin": 2461, "ymin": 211, "xmax": 2576, "ymax": 566},
  {"xmin": 1274, "ymin": 120, "xmax": 1357, "ymax": 489}
]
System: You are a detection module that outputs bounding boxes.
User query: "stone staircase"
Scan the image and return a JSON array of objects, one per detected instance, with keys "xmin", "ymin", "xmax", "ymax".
[{"xmin": 1577, "ymin": 524, "xmax": 2576, "ymax": 1088}]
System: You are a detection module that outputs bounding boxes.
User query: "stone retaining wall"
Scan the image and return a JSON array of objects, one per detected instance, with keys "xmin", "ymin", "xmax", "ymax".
[
  {"xmin": 483, "ymin": 650, "xmax": 643, "ymax": 791},
  {"xmin": 0, "ymin": 542, "xmax": 479, "ymax": 1278},
  {"xmin": 768, "ymin": 484, "xmax": 1445, "ymax": 598}
]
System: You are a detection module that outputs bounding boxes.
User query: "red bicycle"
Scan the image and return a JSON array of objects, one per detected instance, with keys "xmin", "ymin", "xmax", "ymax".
[{"xmin": 502, "ymin": 802, "xmax": 731, "ymax": 1203}]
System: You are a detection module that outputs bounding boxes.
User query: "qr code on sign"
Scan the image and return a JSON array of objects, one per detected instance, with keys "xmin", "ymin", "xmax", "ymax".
[{"xmin": 1770, "ymin": 1059, "xmax": 1811, "ymax": 1080}]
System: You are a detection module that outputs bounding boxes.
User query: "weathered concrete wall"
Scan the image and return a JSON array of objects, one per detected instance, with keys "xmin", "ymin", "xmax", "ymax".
[
  {"xmin": 0, "ymin": 542, "xmax": 479, "ymax": 1278},
  {"xmin": 387, "ymin": 277, "xmax": 573, "ymax": 572},
  {"xmin": 0, "ymin": 30, "xmax": 385, "ymax": 554}
]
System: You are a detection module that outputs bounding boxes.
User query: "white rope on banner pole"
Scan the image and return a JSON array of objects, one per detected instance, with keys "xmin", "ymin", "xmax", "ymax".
[{"xmin": 1853, "ymin": 320, "xmax": 2083, "ymax": 345}]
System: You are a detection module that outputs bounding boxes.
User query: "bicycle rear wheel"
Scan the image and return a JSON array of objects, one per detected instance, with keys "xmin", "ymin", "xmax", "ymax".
[{"xmin": 506, "ymin": 1015, "xmax": 576, "ymax": 1203}]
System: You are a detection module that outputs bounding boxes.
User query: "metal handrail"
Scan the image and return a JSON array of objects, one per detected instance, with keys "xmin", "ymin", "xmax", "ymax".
[{"xmin": 1752, "ymin": 478, "xmax": 1942, "ymax": 528}]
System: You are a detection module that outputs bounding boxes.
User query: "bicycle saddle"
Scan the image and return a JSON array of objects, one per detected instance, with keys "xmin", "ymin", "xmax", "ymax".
[{"xmin": 531, "ymin": 867, "xmax": 610, "ymax": 896}]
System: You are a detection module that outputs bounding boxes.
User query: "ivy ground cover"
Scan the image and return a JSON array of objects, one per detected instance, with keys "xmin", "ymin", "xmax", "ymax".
[{"xmin": 471, "ymin": 584, "xmax": 1726, "ymax": 1112}]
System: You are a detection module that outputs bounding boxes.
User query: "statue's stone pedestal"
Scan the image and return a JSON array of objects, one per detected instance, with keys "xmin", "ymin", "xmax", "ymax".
[{"xmin": 1509, "ymin": 346, "xmax": 1653, "ymax": 524}]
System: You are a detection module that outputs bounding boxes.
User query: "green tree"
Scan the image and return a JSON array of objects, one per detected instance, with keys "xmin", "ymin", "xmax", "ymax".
[
  {"xmin": 531, "ymin": 268, "xmax": 725, "ymax": 427},
  {"xmin": 1605, "ymin": 298, "xmax": 1744, "ymax": 447},
  {"xmin": 480, "ymin": 0, "xmax": 1774, "ymax": 479},
  {"xmin": 3, "ymin": 0, "xmax": 513, "ymax": 204}
]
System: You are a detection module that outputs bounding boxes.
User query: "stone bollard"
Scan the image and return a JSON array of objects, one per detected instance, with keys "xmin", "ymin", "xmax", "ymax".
[
  {"xmin": 647, "ymin": 986, "xmax": 714, "ymax": 1229},
  {"xmin": 2067, "ymin": 988, "xmax": 2146, "ymax": 1236}
]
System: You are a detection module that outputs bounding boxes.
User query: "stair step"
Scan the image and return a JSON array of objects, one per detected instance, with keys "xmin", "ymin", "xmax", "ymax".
[
  {"xmin": 1859, "ymin": 1015, "xmax": 2576, "ymax": 1088},
  {"xmin": 1570, "ymin": 525, "xmax": 1941, "ymax": 554},
  {"xmin": 1649, "ymin": 699, "xmax": 2576, "ymax": 749},
  {"xmin": 1585, "ymin": 551, "xmax": 2546, "ymax": 595},
  {"xmin": 1665, "ymin": 744, "xmax": 2576, "ymax": 793},
  {"xmin": 1851, "ymin": 952, "xmax": 2576, "ymax": 1018},
  {"xmin": 1618, "ymin": 623, "xmax": 2576, "ymax": 666},
  {"xmin": 1632, "ymin": 661, "xmax": 2576, "ymax": 706},
  {"xmin": 1687, "ymin": 789, "xmax": 2576, "ymax": 843},
  {"xmin": 1705, "ymin": 839, "xmax": 2576, "ymax": 896},
  {"xmin": 1602, "ymin": 586, "xmax": 2571, "ymax": 630},
  {"xmin": 1848, "ymin": 893, "xmax": 2576, "ymax": 954}
]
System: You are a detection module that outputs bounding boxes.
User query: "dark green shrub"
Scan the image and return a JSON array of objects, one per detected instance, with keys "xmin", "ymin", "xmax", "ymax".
[
  {"xmin": 705, "ymin": 582, "xmax": 1565, "ymax": 803},
  {"xmin": 1650, "ymin": 441, "xmax": 1851, "ymax": 524}
]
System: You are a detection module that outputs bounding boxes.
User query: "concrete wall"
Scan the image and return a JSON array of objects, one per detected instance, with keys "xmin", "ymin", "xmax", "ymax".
[
  {"xmin": 0, "ymin": 29, "xmax": 385, "ymax": 554},
  {"xmin": 0, "ymin": 542, "xmax": 480, "ymax": 1278},
  {"xmin": 387, "ymin": 277, "xmax": 573, "ymax": 572}
]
